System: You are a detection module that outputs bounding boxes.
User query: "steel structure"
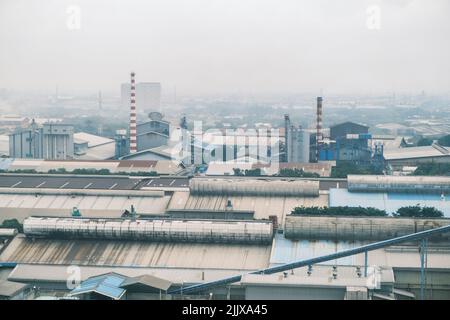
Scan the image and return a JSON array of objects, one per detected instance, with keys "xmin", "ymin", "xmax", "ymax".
[{"xmin": 168, "ymin": 224, "xmax": 450, "ymax": 298}]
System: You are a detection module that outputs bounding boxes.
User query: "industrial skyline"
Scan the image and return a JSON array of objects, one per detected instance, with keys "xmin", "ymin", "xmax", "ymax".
[{"xmin": 1, "ymin": 0, "xmax": 450, "ymax": 95}]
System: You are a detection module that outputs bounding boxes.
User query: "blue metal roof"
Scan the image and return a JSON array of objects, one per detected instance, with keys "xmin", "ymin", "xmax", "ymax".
[
  {"xmin": 329, "ymin": 188, "xmax": 450, "ymax": 216},
  {"xmin": 70, "ymin": 273, "xmax": 127, "ymax": 300}
]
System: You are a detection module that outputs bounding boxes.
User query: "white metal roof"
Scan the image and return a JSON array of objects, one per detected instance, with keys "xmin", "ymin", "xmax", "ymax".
[
  {"xmin": 73, "ymin": 132, "xmax": 114, "ymax": 148},
  {"xmin": 383, "ymin": 145, "xmax": 449, "ymax": 160}
]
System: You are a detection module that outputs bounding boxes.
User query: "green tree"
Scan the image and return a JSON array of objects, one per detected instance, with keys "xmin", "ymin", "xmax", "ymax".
[
  {"xmin": 412, "ymin": 163, "xmax": 450, "ymax": 176},
  {"xmin": 1, "ymin": 219, "xmax": 23, "ymax": 233},
  {"xmin": 417, "ymin": 138, "xmax": 433, "ymax": 146},
  {"xmin": 291, "ymin": 206, "xmax": 387, "ymax": 217},
  {"xmin": 394, "ymin": 206, "xmax": 443, "ymax": 218},
  {"xmin": 437, "ymin": 134, "xmax": 450, "ymax": 147},
  {"xmin": 278, "ymin": 168, "xmax": 320, "ymax": 178},
  {"xmin": 331, "ymin": 163, "xmax": 383, "ymax": 178}
]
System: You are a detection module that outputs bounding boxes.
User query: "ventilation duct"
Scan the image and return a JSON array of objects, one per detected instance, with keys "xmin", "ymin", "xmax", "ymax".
[
  {"xmin": 348, "ymin": 175, "xmax": 450, "ymax": 194},
  {"xmin": 23, "ymin": 217, "xmax": 273, "ymax": 244},
  {"xmin": 190, "ymin": 179, "xmax": 319, "ymax": 197}
]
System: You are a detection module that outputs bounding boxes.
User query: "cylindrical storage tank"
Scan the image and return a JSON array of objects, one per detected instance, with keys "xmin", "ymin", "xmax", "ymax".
[
  {"xmin": 0, "ymin": 228, "xmax": 18, "ymax": 237},
  {"xmin": 284, "ymin": 215, "xmax": 450, "ymax": 242},
  {"xmin": 23, "ymin": 217, "xmax": 274, "ymax": 244},
  {"xmin": 190, "ymin": 179, "xmax": 319, "ymax": 197},
  {"xmin": 348, "ymin": 175, "xmax": 450, "ymax": 194}
]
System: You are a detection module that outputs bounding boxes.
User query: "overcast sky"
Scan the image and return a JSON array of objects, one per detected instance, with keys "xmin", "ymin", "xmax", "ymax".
[{"xmin": 0, "ymin": 0, "xmax": 449, "ymax": 96}]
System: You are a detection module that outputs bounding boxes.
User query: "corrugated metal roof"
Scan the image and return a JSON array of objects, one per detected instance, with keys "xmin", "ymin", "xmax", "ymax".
[
  {"xmin": 269, "ymin": 233, "xmax": 450, "ymax": 269},
  {"xmin": 0, "ymin": 235, "xmax": 271, "ymax": 270},
  {"xmin": 168, "ymin": 191, "xmax": 328, "ymax": 225},
  {"xmin": 73, "ymin": 132, "xmax": 114, "ymax": 148},
  {"xmin": 329, "ymin": 188, "xmax": 450, "ymax": 216},
  {"xmin": 0, "ymin": 280, "xmax": 28, "ymax": 297},
  {"xmin": 7, "ymin": 264, "xmax": 251, "ymax": 285},
  {"xmin": 383, "ymin": 145, "xmax": 449, "ymax": 160},
  {"xmin": 70, "ymin": 272, "xmax": 126, "ymax": 299},
  {"xmin": 120, "ymin": 274, "xmax": 172, "ymax": 291}
]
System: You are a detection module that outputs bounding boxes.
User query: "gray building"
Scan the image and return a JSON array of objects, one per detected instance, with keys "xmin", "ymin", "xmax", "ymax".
[
  {"xmin": 330, "ymin": 121, "xmax": 369, "ymax": 140},
  {"xmin": 284, "ymin": 115, "xmax": 310, "ymax": 163},
  {"xmin": 9, "ymin": 123, "xmax": 74, "ymax": 160},
  {"xmin": 136, "ymin": 119, "xmax": 170, "ymax": 151}
]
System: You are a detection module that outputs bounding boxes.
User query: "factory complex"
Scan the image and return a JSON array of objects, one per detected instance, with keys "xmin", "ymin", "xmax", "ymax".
[{"xmin": 0, "ymin": 173, "xmax": 449, "ymax": 300}]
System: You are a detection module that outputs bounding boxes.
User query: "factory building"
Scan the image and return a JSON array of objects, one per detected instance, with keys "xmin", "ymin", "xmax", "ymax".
[
  {"xmin": 117, "ymin": 112, "xmax": 171, "ymax": 160},
  {"xmin": 383, "ymin": 144, "xmax": 450, "ymax": 169},
  {"xmin": 9, "ymin": 122, "xmax": 74, "ymax": 160},
  {"xmin": 73, "ymin": 132, "xmax": 115, "ymax": 160},
  {"xmin": 136, "ymin": 112, "xmax": 170, "ymax": 151},
  {"xmin": 284, "ymin": 115, "xmax": 310, "ymax": 163},
  {"xmin": 330, "ymin": 122, "xmax": 369, "ymax": 141}
]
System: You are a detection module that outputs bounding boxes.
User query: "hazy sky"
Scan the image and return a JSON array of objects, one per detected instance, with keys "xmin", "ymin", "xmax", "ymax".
[{"xmin": 1, "ymin": 0, "xmax": 449, "ymax": 95}]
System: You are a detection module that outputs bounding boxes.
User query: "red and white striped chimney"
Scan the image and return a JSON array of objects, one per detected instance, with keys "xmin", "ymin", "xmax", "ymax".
[{"xmin": 129, "ymin": 72, "xmax": 137, "ymax": 154}]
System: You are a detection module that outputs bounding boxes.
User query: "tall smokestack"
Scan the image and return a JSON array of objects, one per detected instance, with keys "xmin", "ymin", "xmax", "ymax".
[
  {"xmin": 316, "ymin": 97, "xmax": 323, "ymax": 162},
  {"xmin": 129, "ymin": 72, "xmax": 137, "ymax": 154},
  {"xmin": 284, "ymin": 114, "xmax": 291, "ymax": 162}
]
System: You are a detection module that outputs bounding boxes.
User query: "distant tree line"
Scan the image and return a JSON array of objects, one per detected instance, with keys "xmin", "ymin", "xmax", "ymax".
[
  {"xmin": 291, "ymin": 206, "xmax": 388, "ymax": 217},
  {"xmin": 233, "ymin": 168, "xmax": 262, "ymax": 176},
  {"xmin": 291, "ymin": 205, "xmax": 444, "ymax": 218},
  {"xmin": 277, "ymin": 168, "xmax": 320, "ymax": 178},
  {"xmin": 330, "ymin": 163, "xmax": 383, "ymax": 178}
]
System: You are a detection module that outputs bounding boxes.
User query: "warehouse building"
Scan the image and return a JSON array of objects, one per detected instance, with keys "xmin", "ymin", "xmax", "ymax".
[{"xmin": 383, "ymin": 144, "xmax": 450, "ymax": 169}]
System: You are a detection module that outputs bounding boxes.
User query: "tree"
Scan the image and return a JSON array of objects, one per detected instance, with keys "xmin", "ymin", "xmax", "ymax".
[
  {"xmin": 291, "ymin": 206, "xmax": 388, "ymax": 217},
  {"xmin": 331, "ymin": 163, "xmax": 383, "ymax": 178},
  {"xmin": 417, "ymin": 138, "xmax": 433, "ymax": 146},
  {"xmin": 393, "ymin": 205, "xmax": 443, "ymax": 218},
  {"xmin": 1, "ymin": 219, "xmax": 23, "ymax": 233},
  {"xmin": 438, "ymin": 134, "xmax": 450, "ymax": 147},
  {"xmin": 278, "ymin": 168, "xmax": 320, "ymax": 178},
  {"xmin": 412, "ymin": 163, "xmax": 450, "ymax": 176}
]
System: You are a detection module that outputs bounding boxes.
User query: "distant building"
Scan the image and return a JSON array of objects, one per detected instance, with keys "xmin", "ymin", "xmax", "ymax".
[
  {"xmin": 9, "ymin": 122, "xmax": 74, "ymax": 160},
  {"xmin": 330, "ymin": 122, "xmax": 369, "ymax": 141},
  {"xmin": 73, "ymin": 132, "xmax": 115, "ymax": 161},
  {"xmin": 284, "ymin": 115, "xmax": 310, "ymax": 163},
  {"xmin": 121, "ymin": 82, "xmax": 161, "ymax": 112},
  {"xmin": 114, "ymin": 129, "xmax": 129, "ymax": 159},
  {"xmin": 383, "ymin": 144, "xmax": 450, "ymax": 169},
  {"xmin": 0, "ymin": 115, "xmax": 29, "ymax": 131},
  {"xmin": 329, "ymin": 122, "xmax": 371, "ymax": 164},
  {"xmin": 136, "ymin": 112, "xmax": 170, "ymax": 151}
]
